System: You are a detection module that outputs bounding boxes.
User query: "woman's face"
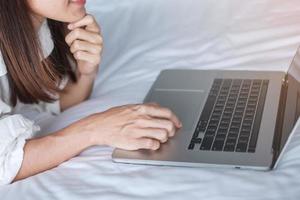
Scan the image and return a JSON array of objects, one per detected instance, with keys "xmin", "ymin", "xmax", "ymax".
[{"xmin": 27, "ymin": 0, "xmax": 86, "ymax": 23}]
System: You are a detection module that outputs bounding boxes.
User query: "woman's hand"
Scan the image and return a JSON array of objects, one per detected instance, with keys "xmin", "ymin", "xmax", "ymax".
[
  {"xmin": 65, "ymin": 14, "xmax": 103, "ymax": 77},
  {"xmin": 60, "ymin": 15, "xmax": 102, "ymax": 110},
  {"xmin": 75, "ymin": 103, "xmax": 182, "ymax": 151},
  {"xmin": 14, "ymin": 103, "xmax": 181, "ymax": 181}
]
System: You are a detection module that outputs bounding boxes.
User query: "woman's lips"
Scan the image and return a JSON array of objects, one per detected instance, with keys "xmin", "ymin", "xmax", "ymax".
[{"xmin": 70, "ymin": 0, "xmax": 86, "ymax": 5}]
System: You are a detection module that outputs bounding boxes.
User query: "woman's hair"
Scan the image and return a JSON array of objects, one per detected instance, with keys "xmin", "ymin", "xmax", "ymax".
[{"xmin": 0, "ymin": 0, "xmax": 77, "ymax": 106}]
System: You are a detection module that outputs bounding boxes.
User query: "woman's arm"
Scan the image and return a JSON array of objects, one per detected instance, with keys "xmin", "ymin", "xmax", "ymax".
[
  {"xmin": 14, "ymin": 122, "xmax": 94, "ymax": 181},
  {"xmin": 59, "ymin": 14, "xmax": 103, "ymax": 111},
  {"xmin": 14, "ymin": 103, "xmax": 182, "ymax": 181},
  {"xmin": 59, "ymin": 72, "xmax": 96, "ymax": 111}
]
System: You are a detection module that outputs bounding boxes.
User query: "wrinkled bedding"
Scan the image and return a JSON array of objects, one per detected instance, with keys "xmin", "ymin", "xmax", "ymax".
[{"xmin": 1, "ymin": 0, "xmax": 300, "ymax": 199}]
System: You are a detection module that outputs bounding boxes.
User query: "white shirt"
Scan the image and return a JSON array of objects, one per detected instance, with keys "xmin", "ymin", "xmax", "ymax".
[{"xmin": 0, "ymin": 21, "xmax": 63, "ymax": 185}]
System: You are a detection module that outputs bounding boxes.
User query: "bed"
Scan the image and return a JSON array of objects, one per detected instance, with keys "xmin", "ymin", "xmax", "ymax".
[{"xmin": 1, "ymin": 0, "xmax": 300, "ymax": 199}]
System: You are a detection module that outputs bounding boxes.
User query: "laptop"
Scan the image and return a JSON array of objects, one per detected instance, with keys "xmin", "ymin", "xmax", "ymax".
[{"xmin": 112, "ymin": 47, "xmax": 300, "ymax": 170}]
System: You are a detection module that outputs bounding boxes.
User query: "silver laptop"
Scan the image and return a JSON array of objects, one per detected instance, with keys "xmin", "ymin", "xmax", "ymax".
[{"xmin": 112, "ymin": 47, "xmax": 300, "ymax": 170}]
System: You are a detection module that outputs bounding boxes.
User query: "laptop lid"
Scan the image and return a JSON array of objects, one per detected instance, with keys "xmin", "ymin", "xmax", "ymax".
[
  {"xmin": 274, "ymin": 117, "xmax": 300, "ymax": 168},
  {"xmin": 274, "ymin": 46, "xmax": 300, "ymax": 168}
]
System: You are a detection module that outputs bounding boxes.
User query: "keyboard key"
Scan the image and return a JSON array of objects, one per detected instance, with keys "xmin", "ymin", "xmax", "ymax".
[
  {"xmin": 200, "ymin": 136, "xmax": 214, "ymax": 150},
  {"xmin": 231, "ymin": 122, "xmax": 241, "ymax": 128},
  {"xmin": 227, "ymin": 135, "xmax": 238, "ymax": 140},
  {"xmin": 225, "ymin": 138, "xmax": 237, "ymax": 144},
  {"xmin": 236, "ymin": 142, "xmax": 248, "ymax": 152},
  {"xmin": 229, "ymin": 127, "xmax": 239, "ymax": 133},
  {"xmin": 205, "ymin": 130, "xmax": 216, "ymax": 137},
  {"xmin": 188, "ymin": 142, "xmax": 195, "ymax": 150},
  {"xmin": 238, "ymin": 137, "xmax": 249, "ymax": 144},
  {"xmin": 207, "ymin": 126, "xmax": 217, "ymax": 133},
  {"xmin": 212, "ymin": 142, "xmax": 224, "ymax": 151},
  {"xmin": 208, "ymin": 120, "xmax": 219, "ymax": 127},
  {"xmin": 188, "ymin": 138, "xmax": 202, "ymax": 150},
  {"xmin": 224, "ymin": 144, "xmax": 235, "ymax": 152},
  {"xmin": 239, "ymin": 131, "xmax": 250, "ymax": 137}
]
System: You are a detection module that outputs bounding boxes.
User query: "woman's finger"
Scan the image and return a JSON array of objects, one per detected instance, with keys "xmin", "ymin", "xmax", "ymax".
[
  {"xmin": 131, "ymin": 128, "xmax": 169, "ymax": 143},
  {"xmin": 134, "ymin": 117, "xmax": 176, "ymax": 137},
  {"xmin": 70, "ymin": 40, "xmax": 102, "ymax": 54},
  {"xmin": 73, "ymin": 51, "xmax": 101, "ymax": 65},
  {"xmin": 68, "ymin": 14, "xmax": 100, "ymax": 33},
  {"xmin": 134, "ymin": 138, "xmax": 161, "ymax": 150},
  {"xmin": 65, "ymin": 28, "xmax": 103, "ymax": 46},
  {"xmin": 137, "ymin": 104, "xmax": 182, "ymax": 128},
  {"xmin": 116, "ymin": 137, "xmax": 159, "ymax": 151}
]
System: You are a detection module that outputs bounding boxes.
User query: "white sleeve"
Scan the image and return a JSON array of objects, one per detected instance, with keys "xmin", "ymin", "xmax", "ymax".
[
  {"xmin": 39, "ymin": 99, "xmax": 61, "ymax": 116},
  {"xmin": 17, "ymin": 76, "xmax": 69, "ymax": 118},
  {"xmin": 38, "ymin": 75, "xmax": 69, "ymax": 116},
  {"xmin": 0, "ymin": 101, "xmax": 40, "ymax": 185}
]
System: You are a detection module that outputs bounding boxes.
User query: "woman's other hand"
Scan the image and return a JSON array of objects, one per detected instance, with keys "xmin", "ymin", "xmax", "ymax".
[
  {"xmin": 65, "ymin": 14, "xmax": 103, "ymax": 77},
  {"xmin": 73, "ymin": 103, "xmax": 183, "ymax": 151}
]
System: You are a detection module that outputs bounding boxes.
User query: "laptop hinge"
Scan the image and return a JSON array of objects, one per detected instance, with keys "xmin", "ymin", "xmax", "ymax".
[{"xmin": 271, "ymin": 75, "xmax": 288, "ymax": 167}]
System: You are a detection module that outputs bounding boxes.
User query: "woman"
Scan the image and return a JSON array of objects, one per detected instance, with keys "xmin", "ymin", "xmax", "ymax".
[{"xmin": 0, "ymin": 0, "xmax": 182, "ymax": 185}]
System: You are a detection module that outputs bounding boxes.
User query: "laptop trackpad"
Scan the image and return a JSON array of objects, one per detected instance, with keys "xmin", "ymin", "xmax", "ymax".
[{"xmin": 145, "ymin": 89, "xmax": 206, "ymax": 131}]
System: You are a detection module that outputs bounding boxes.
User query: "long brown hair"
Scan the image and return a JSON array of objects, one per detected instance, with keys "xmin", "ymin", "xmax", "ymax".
[{"xmin": 0, "ymin": 0, "xmax": 77, "ymax": 106}]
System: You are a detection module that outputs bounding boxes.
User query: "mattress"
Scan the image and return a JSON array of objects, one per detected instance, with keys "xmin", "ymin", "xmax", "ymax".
[{"xmin": 1, "ymin": 0, "xmax": 300, "ymax": 199}]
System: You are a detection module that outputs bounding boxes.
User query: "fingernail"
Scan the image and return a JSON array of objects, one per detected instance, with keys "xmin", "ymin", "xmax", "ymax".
[{"xmin": 68, "ymin": 24, "xmax": 73, "ymax": 30}]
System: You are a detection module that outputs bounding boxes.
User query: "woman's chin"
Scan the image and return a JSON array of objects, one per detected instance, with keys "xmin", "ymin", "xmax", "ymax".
[{"xmin": 66, "ymin": 9, "xmax": 86, "ymax": 22}]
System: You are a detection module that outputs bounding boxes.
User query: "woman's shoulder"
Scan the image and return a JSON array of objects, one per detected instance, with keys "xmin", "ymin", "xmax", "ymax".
[
  {"xmin": 0, "ymin": 49, "xmax": 10, "ymax": 104},
  {"xmin": 0, "ymin": 50, "xmax": 8, "ymax": 77},
  {"xmin": 0, "ymin": 63, "xmax": 12, "ymax": 113}
]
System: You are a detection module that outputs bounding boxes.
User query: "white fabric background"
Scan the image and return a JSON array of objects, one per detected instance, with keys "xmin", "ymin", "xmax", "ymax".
[{"xmin": 1, "ymin": 0, "xmax": 300, "ymax": 199}]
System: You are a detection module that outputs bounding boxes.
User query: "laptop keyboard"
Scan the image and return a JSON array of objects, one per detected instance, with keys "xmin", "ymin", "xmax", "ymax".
[{"xmin": 188, "ymin": 79, "xmax": 269, "ymax": 153}]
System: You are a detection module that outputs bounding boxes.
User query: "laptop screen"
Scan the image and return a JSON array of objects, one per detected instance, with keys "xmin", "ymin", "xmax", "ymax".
[
  {"xmin": 278, "ymin": 46, "xmax": 300, "ymax": 155},
  {"xmin": 288, "ymin": 46, "xmax": 300, "ymax": 82}
]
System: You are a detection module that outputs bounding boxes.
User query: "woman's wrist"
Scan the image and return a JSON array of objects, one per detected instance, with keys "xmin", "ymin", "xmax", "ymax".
[
  {"xmin": 77, "ymin": 67, "xmax": 98, "ymax": 81},
  {"xmin": 59, "ymin": 68, "xmax": 98, "ymax": 111},
  {"xmin": 67, "ymin": 114, "xmax": 105, "ymax": 147},
  {"xmin": 62, "ymin": 121, "xmax": 94, "ymax": 148}
]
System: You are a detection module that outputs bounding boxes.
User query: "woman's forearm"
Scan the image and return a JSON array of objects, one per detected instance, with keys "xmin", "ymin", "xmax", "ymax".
[
  {"xmin": 14, "ymin": 123, "xmax": 95, "ymax": 181},
  {"xmin": 60, "ymin": 73, "xmax": 96, "ymax": 111},
  {"xmin": 17, "ymin": 72, "xmax": 98, "ymax": 180}
]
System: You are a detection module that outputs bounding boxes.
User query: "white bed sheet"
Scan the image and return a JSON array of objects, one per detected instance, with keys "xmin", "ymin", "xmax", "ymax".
[{"xmin": 1, "ymin": 0, "xmax": 300, "ymax": 199}]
